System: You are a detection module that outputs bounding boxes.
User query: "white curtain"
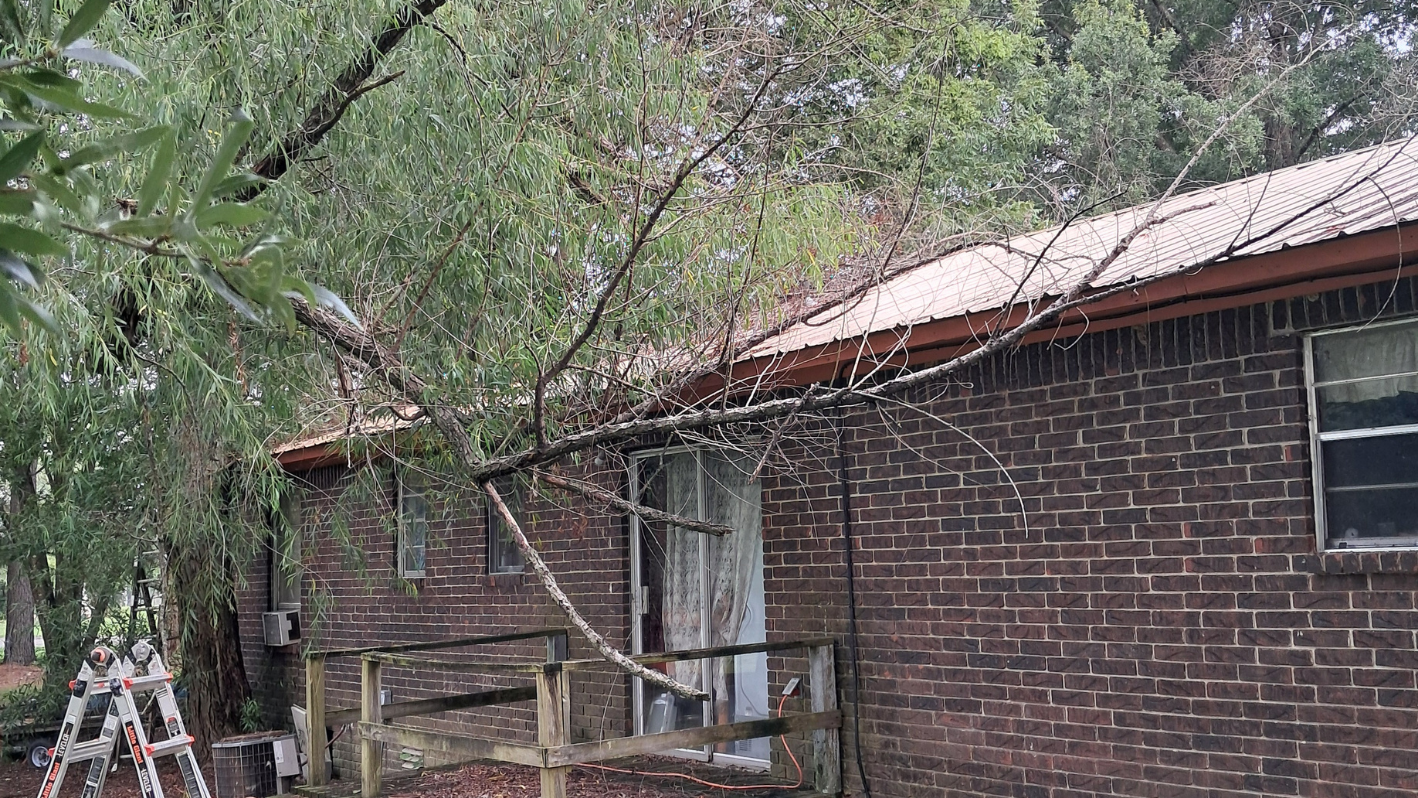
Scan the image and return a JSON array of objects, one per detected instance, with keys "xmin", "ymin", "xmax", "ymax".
[
  {"xmin": 705, "ymin": 453, "xmax": 765, "ymax": 731},
  {"xmin": 661, "ymin": 453, "xmax": 702, "ymax": 687},
  {"xmin": 1315, "ymin": 323, "xmax": 1418, "ymax": 404},
  {"xmin": 657, "ymin": 452, "xmax": 764, "ymax": 704},
  {"xmin": 705, "ymin": 453, "xmax": 761, "ymax": 652}
]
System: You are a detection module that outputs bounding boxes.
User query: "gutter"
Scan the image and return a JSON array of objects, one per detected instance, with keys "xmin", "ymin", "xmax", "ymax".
[{"xmin": 718, "ymin": 222, "xmax": 1418, "ymax": 391}]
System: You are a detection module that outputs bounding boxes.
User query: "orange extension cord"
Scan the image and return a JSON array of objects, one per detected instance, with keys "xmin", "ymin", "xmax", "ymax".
[{"xmin": 577, "ymin": 694, "xmax": 804, "ymax": 791}]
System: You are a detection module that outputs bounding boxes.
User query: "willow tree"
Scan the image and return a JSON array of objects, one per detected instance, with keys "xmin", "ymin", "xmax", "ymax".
[{"xmin": 5, "ymin": 0, "xmax": 1418, "ymax": 735}]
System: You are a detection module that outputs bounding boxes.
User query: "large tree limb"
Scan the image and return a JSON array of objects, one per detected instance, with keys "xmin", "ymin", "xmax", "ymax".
[
  {"xmin": 483, "ymin": 481, "xmax": 707, "ymax": 700},
  {"xmin": 532, "ymin": 64, "xmax": 787, "ymax": 442},
  {"xmin": 532, "ymin": 469, "xmax": 732, "ymax": 536},
  {"xmin": 238, "ymin": 0, "xmax": 452, "ymax": 200}
]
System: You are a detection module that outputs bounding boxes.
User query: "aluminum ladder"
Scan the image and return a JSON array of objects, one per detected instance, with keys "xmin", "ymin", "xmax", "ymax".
[{"xmin": 34, "ymin": 640, "xmax": 212, "ymax": 798}]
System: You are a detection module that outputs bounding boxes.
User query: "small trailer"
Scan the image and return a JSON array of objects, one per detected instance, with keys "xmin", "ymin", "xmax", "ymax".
[{"xmin": 3, "ymin": 694, "xmax": 113, "ymax": 769}]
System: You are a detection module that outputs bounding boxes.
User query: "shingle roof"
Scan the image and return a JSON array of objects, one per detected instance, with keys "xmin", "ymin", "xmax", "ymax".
[{"xmin": 747, "ymin": 137, "xmax": 1418, "ymax": 360}]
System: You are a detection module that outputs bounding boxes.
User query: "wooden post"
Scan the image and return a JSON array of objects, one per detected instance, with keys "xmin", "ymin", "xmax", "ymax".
[
  {"xmin": 360, "ymin": 657, "xmax": 383, "ymax": 798},
  {"xmin": 536, "ymin": 665, "xmax": 571, "ymax": 798},
  {"xmin": 808, "ymin": 643, "xmax": 841, "ymax": 795},
  {"xmin": 305, "ymin": 654, "xmax": 328, "ymax": 787}
]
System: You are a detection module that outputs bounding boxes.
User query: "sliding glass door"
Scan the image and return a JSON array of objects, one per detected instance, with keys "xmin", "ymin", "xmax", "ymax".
[{"xmin": 630, "ymin": 448, "xmax": 768, "ymax": 765}]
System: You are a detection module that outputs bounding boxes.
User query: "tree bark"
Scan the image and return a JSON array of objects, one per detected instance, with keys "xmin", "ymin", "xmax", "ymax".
[
  {"xmin": 4, "ymin": 465, "xmax": 35, "ymax": 665},
  {"xmin": 4, "ymin": 561, "xmax": 34, "ymax": 665},
  {"xmin": 168, "ymin": 541, "xmax": 252, "ymax": 748}
]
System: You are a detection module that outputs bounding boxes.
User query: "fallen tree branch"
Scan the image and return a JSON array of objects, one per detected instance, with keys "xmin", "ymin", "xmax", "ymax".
[
  {"xmin": 482, "ymin": 480, "xmax": 707, "ymax": 700},
  {"xmin": 532, "ymin": 469, "xmax": 732, "ymax": 536},
  {"xmin": 533, "ymin": 64, "xmax": 788, "ymax": 442},
  {"xmin": 239, "ymin": 0, "xmax": 452, "ymax": 198}
]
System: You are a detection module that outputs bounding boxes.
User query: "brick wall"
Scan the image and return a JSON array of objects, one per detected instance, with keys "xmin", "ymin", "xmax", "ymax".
[
  {"xmin": 240, "ymin": 275, "xmax": 1418, "ymax": 796},
  {"xmin": 760, "ymin": 276, "xmax": 1418, "ymax": 798},
  {"xmin": 239, "ymin": 461, "xmax": 632, "ymax": 778}
]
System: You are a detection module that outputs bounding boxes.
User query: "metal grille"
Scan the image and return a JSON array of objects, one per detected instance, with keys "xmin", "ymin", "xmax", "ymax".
[{"xmin": 212, "ymin": 734, "xmax": 278, "ymax": 798}]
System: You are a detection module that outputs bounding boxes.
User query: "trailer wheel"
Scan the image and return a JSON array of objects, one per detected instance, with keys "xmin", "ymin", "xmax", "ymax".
[{"xmin": 27, "ymin": 739, "xmax": 52, "ymax": 769}]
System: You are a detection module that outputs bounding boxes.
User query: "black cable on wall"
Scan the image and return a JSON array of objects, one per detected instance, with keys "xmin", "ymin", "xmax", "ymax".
[{"xmin": 834, "ymin": 408, "xmax": 873, "ymax": 798}]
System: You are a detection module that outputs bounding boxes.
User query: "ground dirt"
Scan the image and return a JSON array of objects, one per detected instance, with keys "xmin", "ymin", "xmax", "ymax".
[
  {"xmin": 0, "ymin": 755, "xmax": 805, "ymax": 798},
  {"xmin": 0, "ymin": 665, "xmax": 43, "ymax": 695}
]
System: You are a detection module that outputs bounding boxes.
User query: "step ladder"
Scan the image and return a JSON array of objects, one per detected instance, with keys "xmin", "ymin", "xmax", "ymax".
[
  {"xmin": 35, "ymin": 641, "xmax": 212, "ymax": 798},
  {"xmin": 126, "ymin": 552, "xmax": 164, "ymax": 654}
]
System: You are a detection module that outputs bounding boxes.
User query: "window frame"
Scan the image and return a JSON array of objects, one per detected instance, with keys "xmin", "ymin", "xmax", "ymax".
[
  {"xmin": 486, "ymin": 477, "xmax": 526, "ymax": 575},
  {"xmin": 396, "ymin": 469, "xmax": 428, "ymax": 579},
  {"xmin": 1304, "ymin": 315, "xmax": 1418, "ymax": 552}
]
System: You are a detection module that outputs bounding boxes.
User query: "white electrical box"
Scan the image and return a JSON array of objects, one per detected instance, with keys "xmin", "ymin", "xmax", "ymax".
[
  {"xmin": 271, "ymin": 734, "xmax": 301, "ymax": 778},
  {"xmin": 262, "ymin": 610, "xmax": 300, "ymax": 647}
]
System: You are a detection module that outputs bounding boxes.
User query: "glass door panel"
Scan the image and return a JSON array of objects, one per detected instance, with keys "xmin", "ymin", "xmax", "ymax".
[{"xmin": 632, "ymin": 449, "xmax": 767, "ymax": 765}]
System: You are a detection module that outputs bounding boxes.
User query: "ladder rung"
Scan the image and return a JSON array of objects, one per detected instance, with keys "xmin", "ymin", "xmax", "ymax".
[
  {"xmin": 144, "ymin": 735, "xmax": 194, "ymax": 758},
  {"xmin": 66, "ymin": 738, "xmax": 114, "ymax": 763},
  {"xmin": 89, "ymin": 673, "xmax": 171, "ymax": 695}
]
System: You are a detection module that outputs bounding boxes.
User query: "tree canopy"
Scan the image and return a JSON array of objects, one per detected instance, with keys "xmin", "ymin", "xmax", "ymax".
[{"xmin": 3, "ymin": 0, "xmax": 1418, "ymax": 736}]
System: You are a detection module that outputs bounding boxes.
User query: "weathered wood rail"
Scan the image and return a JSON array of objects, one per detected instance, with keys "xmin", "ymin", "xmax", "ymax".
[
  {"xmin": 303, "ymin": 629, "xmax": 570, "ymax": 790},
  {"xmin": 303, "ymin": 632, "xmax": 841, "ymax": 798}
]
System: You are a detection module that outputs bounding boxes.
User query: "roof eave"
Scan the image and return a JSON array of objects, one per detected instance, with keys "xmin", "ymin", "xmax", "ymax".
[{"xmin": 717, "ymin": 222, "xmax": 1418, "ymax": 392}]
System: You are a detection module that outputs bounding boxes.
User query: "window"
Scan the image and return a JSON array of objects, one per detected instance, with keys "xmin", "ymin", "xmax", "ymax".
[
  {"xmin": 396, "ymin": 471, "xmax": 428, "ymax": 578},
  {"xmin": 1307, "ymin": 317, "xmax": 1418, "ymax": 550},
  {"xmin": 487, "ymin": 477, "xmax": 525, "ymax": 574},
  {"xmin": 270, "ymin": 490, "xmax": 303, "ymax": 610}
]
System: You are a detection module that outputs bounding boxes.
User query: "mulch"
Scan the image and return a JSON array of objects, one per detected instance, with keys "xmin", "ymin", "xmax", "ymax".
[
  {"xmin": 0, "ymin": 755, "xmax": 804, "ymax": 798},
  {"xmin": 0, "ymin": 754, "xmax": 186, "ymax": 798}
]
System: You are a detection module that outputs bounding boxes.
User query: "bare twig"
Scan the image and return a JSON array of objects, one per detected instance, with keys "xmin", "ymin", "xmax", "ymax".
[{"xmin": 533, "ymin": 64, "xmax": 789, "ymax": 443}]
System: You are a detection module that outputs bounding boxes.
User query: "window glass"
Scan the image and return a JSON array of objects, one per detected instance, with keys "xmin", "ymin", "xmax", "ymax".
[
  {"xmin": 1320, "ymin": 432, "xmax": 1418, "ymax": 547},
  {"xmin": 1311, "ymin": 318, "xmax": 1418, "ymax": 550},
  {"xmin": 398, "ymin": 473, "xmax": 428, "ymax": 577},
  {"xmin": 487, "ymin": 477, "xmax": 526, "ymax": 574},
  {"xmin": 270, "ymin": 490, "xmax": 303, "ymax": 610},
  {"xmin": 633, "ymin": 449, "xmax": 767, "ymax": 763},
  {"xmin": 1317, "ymin": 373, "xmax": 1418, "ymax": 431}
]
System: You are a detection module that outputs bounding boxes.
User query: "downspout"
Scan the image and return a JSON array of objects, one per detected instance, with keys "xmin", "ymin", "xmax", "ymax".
[{"xmin": 833, "ymin": 404, "xmax": 873, "ymax": 798}]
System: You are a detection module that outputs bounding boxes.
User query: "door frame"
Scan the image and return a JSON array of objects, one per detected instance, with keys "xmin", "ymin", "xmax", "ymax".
[{"xmin": 628, "ymin": 445, "xmax": 769, "ymax": 768}]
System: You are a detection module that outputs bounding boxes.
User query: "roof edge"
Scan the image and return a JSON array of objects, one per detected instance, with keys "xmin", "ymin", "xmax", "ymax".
[{"xmin": 714, "ymin": 222, "xmax": 1418, "ymax": 392}]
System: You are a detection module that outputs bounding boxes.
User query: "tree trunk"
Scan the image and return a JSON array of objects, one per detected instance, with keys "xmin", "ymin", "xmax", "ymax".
[
  {"xmin": 5, "ymin": 467, "xmax": 36, "ymax": 666},
  {"xmin": 4, "ymin": 561, "xmax": 34, "ymax": 664},
  {"xmin": 169, "ymin": 541, "xmax": 251, "ymax": 749}
]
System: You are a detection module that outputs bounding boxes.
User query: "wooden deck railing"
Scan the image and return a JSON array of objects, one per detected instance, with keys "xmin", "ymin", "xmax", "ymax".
[
  {"xmin": 304, "ymin": 633, "xmax": 841, "ymax": 798},
  {"xmin": 302, "ymin": 629, "xmax": 570, "ymax": 789}
]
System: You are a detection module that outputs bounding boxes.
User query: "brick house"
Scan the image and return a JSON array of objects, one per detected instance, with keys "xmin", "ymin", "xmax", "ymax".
[{"xmin": 242, "ymin": 139, "xmax": 1418, "ymax": 797}]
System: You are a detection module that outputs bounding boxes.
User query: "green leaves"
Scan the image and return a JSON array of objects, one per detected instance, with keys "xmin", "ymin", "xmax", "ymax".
[
  {"xmin": 137, "ymin": 129, "xmax": 175, "ymax": 217},
  {"xmin": 0, "ymin": 133, "xmax": 43, "ymax": 183},
  {"xmin": 0, "ymin": 190, "xmax": 35, "ymax": 215},
  {"xmin": 61, "ymin": 40, "xmax": 143, "ymax": 78},
  {"xmin": 56, "ymin": 0, "xmax": 110, "ymax": 49},
  {"xmin": 190, "ymin": 110, "xmax": 255, "ymax": 214},
  {"xmin": 0, "ymin": 222, "xmax": 66, "ymax": 256},
  {"xmin": 0, "ymin": 249, "xmax": 41, "ymax": 288},
  {"xmin": 194, "ymin": 203, "xmax": 268, "ymax": 229},
  {"xmin": 0, "ymin": 249, "xmax": 55, "ymax": 333},
  {"xmin": 59, "ymin": 125, "xmax": 167, "ymax": 172},
  {"xmin": 0, "ymin": 71, "xmax": 132, "ymax": 119}
]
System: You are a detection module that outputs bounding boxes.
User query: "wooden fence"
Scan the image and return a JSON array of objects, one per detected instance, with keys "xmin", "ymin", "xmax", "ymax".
[{"xmin": 303, "ymin": 631, "xmax": 841, "ymax": 798}]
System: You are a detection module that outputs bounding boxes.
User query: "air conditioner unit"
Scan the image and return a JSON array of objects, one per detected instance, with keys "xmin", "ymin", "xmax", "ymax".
[
  {"xmin": 213, "ymin": 732, "xmax": 301, "ymax": 797},
  {"xmin": 262, "ymin": 610, "xmax": 300, "ymax": 647}
]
